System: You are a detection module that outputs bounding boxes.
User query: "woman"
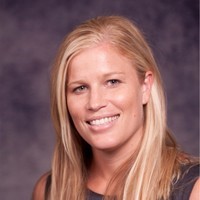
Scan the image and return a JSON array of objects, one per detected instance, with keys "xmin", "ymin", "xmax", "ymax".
[{"xmin": 32, "ymin": 16, "xmax": 199, "ymax": 200}]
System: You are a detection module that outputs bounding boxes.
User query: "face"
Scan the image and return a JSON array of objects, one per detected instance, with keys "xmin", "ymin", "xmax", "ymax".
[{"xmin": 67, "ymin": 44, "xmax": 152, "ymax": 154}]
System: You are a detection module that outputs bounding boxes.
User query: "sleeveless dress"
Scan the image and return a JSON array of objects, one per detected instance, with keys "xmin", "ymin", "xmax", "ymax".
[
  {"xmin": 87, "ymin": 164, "xmax": 199, "ymax": 200},
  {"xmin": 45, "ymin": 164, "xmax": 199, "ymax": 200}
]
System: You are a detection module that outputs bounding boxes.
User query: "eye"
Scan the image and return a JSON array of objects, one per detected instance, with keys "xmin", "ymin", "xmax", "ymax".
[
  {"xmin": 107, "ymin": 79, "xmax": 120, "ymax": 86},
  {"xmin": 73, "ymin": 85, "xmax": 87, "ymax": 94}
]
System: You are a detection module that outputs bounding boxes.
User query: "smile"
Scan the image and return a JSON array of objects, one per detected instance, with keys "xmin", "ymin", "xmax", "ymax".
[{"xmin": 88, "ymin": 115, "xmax": 119, "ymax": 126}]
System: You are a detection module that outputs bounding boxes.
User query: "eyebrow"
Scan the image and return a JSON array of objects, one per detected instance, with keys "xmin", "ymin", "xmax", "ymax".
[
  {"xmin": 67, "ymin": 72, "xmax": 125, "ymax": 86},
  {"xmin": 103, "ymin": 72, "xmax": 125, "ymax": 77}
]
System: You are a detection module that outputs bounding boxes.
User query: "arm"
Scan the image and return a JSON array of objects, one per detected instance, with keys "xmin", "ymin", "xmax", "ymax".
[
  {"xmin": 190, "ymin": 178, "xmax": 200, "ymax": 200},
  {"xmin": 32, "ymin": 172, "xmax": 50, "ymax": 200}
]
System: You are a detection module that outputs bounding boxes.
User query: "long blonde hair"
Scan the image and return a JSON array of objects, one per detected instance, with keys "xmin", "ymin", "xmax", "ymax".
[{"xmin": 49, "ymin": 16, "xmax": 193, "ymax": 200}]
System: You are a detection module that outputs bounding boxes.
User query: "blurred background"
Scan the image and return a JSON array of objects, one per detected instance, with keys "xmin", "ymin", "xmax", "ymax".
[{"xmin": 0, "ymin": 0, "xmax": 198, "ymax": 199}]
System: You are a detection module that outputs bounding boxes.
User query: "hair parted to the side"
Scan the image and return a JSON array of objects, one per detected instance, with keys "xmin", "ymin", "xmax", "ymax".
[{"xmin": 49, "ymin": 16, "xmax": 194, "ymax": 200}]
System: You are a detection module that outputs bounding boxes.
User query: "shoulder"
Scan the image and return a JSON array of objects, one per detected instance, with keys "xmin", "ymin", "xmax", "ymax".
[
  {"xmin": 190, "ymin": 177, "xmax": 200, "ymax": 200},
  {"xmin": 32, "ymin": 172, "xmax": 51, "ymax": 200},
  {"xmin": 171, "ymin": 163, "xmax": 199, "ymax": 200}
]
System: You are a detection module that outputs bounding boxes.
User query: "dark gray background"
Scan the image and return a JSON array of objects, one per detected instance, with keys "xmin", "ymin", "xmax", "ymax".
[{"xmin": 0, "ymin": 0, "xmax": 199, "ymax": 199}]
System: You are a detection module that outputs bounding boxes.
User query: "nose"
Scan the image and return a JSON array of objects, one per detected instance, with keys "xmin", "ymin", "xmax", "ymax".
[{"xmin": 86, "ymin": 87, "xmax": 107, "ymax": 111}]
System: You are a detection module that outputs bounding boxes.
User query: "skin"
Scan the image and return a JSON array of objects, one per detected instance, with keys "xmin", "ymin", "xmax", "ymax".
[
  {"xmin": 67, "ymin": 44, "xmax": 153, "ymax": 193},
  {"xmin": 189, "ymin": 178, "xmax": 200, "ymax": 200},
  {"xmin": 32, "ymin": 172, "xmax": 50, "ymax": 200}
]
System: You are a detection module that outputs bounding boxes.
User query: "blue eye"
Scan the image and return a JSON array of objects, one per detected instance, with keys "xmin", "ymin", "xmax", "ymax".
[
  {"xmin": 107, "ymin": 79, "xmax": 120, "ymax": 86},
  {"xmin": 73, "ymin": 85, "xmax": 87, "ymax": 93}
]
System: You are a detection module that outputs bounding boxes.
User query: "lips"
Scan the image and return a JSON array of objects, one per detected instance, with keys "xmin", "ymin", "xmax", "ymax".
[{"xmin": 87, "ymin": 114, "xmax": 120, "ymax": 126}]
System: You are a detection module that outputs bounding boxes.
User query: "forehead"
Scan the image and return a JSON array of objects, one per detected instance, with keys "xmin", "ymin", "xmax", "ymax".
[
  {"xmin": 67, "ymin": 44, "xmax": 139, "ymax": 84},
  {"xmin": 68, "ymin": 44, "xmax": 134, "ymax": 71}
]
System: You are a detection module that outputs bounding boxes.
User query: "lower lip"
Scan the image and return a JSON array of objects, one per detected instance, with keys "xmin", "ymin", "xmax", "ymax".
[{"xmin": 88, "ymin": 116, "xmax": 119, "ymax": 132}]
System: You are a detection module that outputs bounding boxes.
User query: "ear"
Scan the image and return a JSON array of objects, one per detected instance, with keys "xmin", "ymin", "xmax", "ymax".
[{"xmin": 142, "ymin": 71, "xmax": 153, "ymax": 105}]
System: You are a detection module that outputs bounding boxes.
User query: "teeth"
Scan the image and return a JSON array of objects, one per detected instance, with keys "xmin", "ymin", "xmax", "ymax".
[{"xmin": 89, "ymin": 115, "xmax": 119, "ymax": 126}]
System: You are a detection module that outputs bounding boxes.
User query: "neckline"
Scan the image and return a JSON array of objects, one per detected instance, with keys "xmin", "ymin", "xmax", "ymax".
[{"xmin": 88, "ymin": 189, "xmax": 104, "ymax": 197}]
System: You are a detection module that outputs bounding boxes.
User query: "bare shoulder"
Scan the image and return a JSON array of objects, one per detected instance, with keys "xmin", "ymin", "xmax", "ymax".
[
  {"xmin": 32, "ymin": 172, "xmax": 51, "ymax": 200},
  {"xmin": 190, "ymin": 177, "xmax": 200, "ymax": 200}
]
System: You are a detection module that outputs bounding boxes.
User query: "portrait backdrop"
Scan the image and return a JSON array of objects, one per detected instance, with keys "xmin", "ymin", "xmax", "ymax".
[{"xmin": 0, "ymin": 0, "xmax": 198, "ymax": 199}]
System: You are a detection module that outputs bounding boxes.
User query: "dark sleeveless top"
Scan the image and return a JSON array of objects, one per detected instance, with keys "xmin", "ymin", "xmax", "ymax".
[{"xmin": 45, "ymin": 164, "xmax": 199, "ymax": 200}]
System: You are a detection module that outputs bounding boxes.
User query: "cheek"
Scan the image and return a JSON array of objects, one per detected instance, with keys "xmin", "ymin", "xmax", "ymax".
[
  {"xmin": 114, "ymin": 90, "xmax": 142, "ymax": 107},
  {"xmin": 117, "ymin": 91, "xmax": 144, "ymax": 118},
  {"xmin": 67, "ymin": 98, "xmax": 80, "ymax": 120},
  {"xmin": 67, "ymin": 98, "xmax": 88, "ymax": 134},
  {"xmin": 67, "ymin": 100, "xmax": 83, "ymax": 133}
]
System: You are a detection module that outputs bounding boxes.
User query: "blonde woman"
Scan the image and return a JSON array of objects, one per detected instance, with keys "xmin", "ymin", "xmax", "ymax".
[{"xmin": 32, "ymin": 16, "xmax": 199, "ymax": 200}]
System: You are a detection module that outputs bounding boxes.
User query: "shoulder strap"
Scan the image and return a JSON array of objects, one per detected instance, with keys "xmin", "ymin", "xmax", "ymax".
[
  {"xmin": 170, "ymin": 164, "xmax": 199, "ymax": 200},
  {"xmin": 45, "ymin": 174, "xmax": 51, "ymax": 200}
]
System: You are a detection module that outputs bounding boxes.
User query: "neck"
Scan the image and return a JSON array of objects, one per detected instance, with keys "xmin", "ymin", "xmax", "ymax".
[
  {"xmin": 87, "ymin": 128, "xmax": 143, "ymax": 194},
  {"xmin": 87, "ymin": 145, "xmax": 138, "ymax": 194}
]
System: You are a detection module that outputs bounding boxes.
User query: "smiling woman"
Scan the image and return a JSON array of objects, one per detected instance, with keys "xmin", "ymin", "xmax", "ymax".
[
  {"xmin": 67, "ymin": 44, "xmax": 148, "ymax": 152},
  {"xmin": 32, "ymin": 16, "xmax": 199, "ymax": 200}
]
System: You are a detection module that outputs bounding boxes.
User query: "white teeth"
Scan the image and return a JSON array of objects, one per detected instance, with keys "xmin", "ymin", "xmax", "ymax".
[{"xmin": 89, "ymin": 115, "xmax": 119, "ymax": 126}]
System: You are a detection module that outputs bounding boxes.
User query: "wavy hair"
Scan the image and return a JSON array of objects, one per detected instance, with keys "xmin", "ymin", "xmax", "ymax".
[{"xmin": 49, "ymin": 16, "xmax": 192, "ymax": 200}]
